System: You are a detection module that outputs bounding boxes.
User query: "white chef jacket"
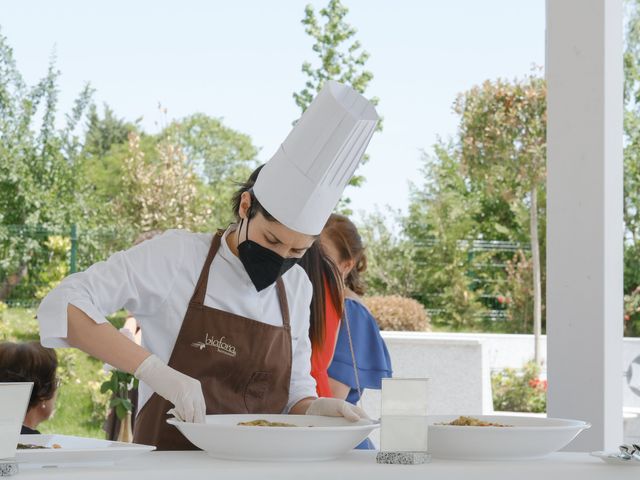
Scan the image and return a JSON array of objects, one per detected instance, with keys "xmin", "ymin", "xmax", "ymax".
[{"xmin": 36, "ymin": 227, "xmax": 318, "ymax": 413}]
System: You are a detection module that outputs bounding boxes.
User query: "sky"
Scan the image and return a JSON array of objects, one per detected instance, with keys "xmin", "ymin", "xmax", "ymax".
[{"xmin": 1, "ymin": 0, "xmax": 545, "ymax": 221}]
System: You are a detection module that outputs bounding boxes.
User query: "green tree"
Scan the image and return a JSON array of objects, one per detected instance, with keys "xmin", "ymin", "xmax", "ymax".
[
  {"xmin": 83, "ymin": 104, "xmax": 138, "ymax": 159},
  {"xmin": 455, "ymin": 75, "xmax": 546, "ymax": 360},
  {"xmin": 113, "ymin": 132, "xmax": 214, "ymax": 233},
  {"xmin": 359, "ymin": 208, "xmax": 417, "ymax": 298},
  {"xmin": 160, "ymin": 113, "xmax": 258, "ymax": 227},
  {"xmin": 77, "ymin": 104, "xmax": 139, "ymax": 221},
  {"xmin": 0, "ymin": 28, "xmax": 92, "ymax": 300},
  {"xmin": 0, "ymin": 29, "xmax": 260, "ymax": 304},
  {"xmin": 71, "ymin": 105, "xmax": 142, "ymax": 269},
  {"xmin": 622, "ymin": 0, "xmax": 640, "ymax": 335},
  {"xmin": 294, "ymin": 0, "xmax": 376, "ymax": 114},
  {"xmin": 294, "ymin": 0, "xmax": 380, "ymax": 211},
  {"xmin": 74, "ymin": 112, "xmax": 259, "ymax": 269},
  {"xmin": 406, "ymin": 146, "xmax": 486, "ymax": 330},
  {"xmin": 624, "ymin": 0, "xmax": 640, "ymax": 246}
]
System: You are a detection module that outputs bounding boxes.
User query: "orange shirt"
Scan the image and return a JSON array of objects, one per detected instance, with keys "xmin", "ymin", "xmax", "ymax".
[{"xmin": 310, "ymin": 278, "xmax": 341, "ymax": 398}]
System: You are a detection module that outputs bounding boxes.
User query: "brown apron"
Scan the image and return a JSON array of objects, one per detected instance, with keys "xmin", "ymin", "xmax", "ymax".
[{"xmin": 133, "ymin": 229, "xmax": 293, "ymax": 450}]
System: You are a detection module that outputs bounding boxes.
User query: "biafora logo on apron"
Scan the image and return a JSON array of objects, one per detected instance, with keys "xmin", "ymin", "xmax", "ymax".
[{"xmin": 191, "ymin": 333, "xmax": 237, "ymax": 357}]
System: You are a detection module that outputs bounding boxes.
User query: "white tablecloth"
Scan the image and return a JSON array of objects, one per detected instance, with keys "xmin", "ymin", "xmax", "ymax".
[{"xmin": 14, "ymin": 450, "xmax": 640, "ymax": 479}]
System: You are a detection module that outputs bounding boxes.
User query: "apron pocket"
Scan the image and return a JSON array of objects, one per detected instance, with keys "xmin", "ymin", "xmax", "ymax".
[{"xmin": 244, "ymin": 371, "xmax": 272, "ymax": 413}]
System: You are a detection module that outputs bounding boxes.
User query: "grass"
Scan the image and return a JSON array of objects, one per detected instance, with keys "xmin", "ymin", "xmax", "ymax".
[{"xmin": 1, "ymin": 307, "xmax": 127, "ymax": 438}]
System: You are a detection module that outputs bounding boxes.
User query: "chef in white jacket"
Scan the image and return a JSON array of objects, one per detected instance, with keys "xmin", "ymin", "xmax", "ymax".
[{"xmin": 36, "ymin": 81, "xmax": 379, "ymax": 450}]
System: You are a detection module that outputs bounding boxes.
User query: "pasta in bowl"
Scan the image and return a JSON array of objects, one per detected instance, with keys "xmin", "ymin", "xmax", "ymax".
[{"xmin": 427, "ymin": 415, "xmax": 590, "ymax": 460}]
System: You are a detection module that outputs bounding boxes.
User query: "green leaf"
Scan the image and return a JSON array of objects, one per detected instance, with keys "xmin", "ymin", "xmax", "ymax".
[
  {"xmin": 115, "ymin": 404, "xmax": 127, "ymax": 420},
  {"xmin": 121, "ymin": 398, "xmax": 133, "ymax": 411},
  {"xmin": 494, "ymin": 223, "xmax": 511, "ymax": 236}
]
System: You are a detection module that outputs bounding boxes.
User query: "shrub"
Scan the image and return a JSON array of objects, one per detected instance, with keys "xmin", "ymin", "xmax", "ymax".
[
  {"xmin": 364, "ymin": 295, "xmax": 431, "ymax": 331},
  {"xmin": 34, "ymin": 236, "xmax": 71, "ymax": 300},
  {"xmin": 491, "ymin": 360, "xmax": 546, "ymax": 413}
]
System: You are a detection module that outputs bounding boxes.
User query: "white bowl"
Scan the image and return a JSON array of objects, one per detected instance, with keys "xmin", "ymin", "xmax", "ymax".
[
  {"xmin": 427, "ymin": 415, "xmax": 591, "ymax": 460},
  {"xmin": 167, "ymin": 414, "xmax": 378, "ymax": 462}
]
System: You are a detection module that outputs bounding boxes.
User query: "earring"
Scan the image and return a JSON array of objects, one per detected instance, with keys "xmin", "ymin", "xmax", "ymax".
[{"xmin": 41, "ymin": 402, "xmax": 46, "ymax": 409}]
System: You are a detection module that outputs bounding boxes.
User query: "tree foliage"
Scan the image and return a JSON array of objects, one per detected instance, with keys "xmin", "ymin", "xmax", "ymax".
[
  {"xmin": 406, "ymin": 146, "xmax": 486, "ymax": 330},
  {"xmin": 455, "ymin": 74, "xmax": 546, "ymax": 359},
  {"xmin": 114, "ymin": 132, "xmax": 214, "ymax": 233},
  {"xmin": 160, "ymin": 113, "xmax": 258, "ymax": 226},
  {"xmin": 621, "ymin": 0, "xmax": 640, "ymax": 335},
  {"xmin": 294, "ymin": 0, "xmax": 376, "ymax": 115},
  {"xmin": 359, "ymin": 208, "xmax": 417, "ymax": 298},
  {"xmin": 0, "ymin": 28, "xmax": 259, "ymax": 301},
  {"xmin": 0, "ymin": 28, "xmax": 92, "ymax": 300}
]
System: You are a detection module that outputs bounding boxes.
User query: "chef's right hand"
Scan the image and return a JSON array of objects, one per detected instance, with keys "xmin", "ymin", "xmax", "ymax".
[{"xmin": 134, "ymin": 354, "xmax": 206, "ymax": 423}]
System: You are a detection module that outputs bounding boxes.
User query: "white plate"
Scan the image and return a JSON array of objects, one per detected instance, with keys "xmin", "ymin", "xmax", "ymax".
[
  {"xmin": 14, "ymin": 434, "xmax": 155, "ymax": 467},
  {"xmin": 590, "ymin": 451, "xmax": 640, "ymax": 465},
  {"xmin": 427, "ymin": 415, "xmax": 590, "ymax": 460},
  {"xmin": 167, "ymin": 414, "xmax": 379, "ymax": 462}
]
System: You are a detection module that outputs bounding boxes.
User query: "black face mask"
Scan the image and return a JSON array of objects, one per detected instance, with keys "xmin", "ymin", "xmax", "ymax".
[{"xmin": 237, "ymin": 218, "xmax": 300, "ymax": 292}]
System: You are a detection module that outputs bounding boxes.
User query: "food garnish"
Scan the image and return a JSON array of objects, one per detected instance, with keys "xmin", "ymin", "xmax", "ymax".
[
  {"xmin": 237, "ymin": 419, "xmax": 298, "ymax": 427},
  {"xmin": 436, "ymin": 416, "xmax": 512, "ymax": 427},
  {"xmin": 16, "ymin": 442, "xmax": 62, "ymax": 449},
  {"xmin": 17, "ymin": 443, "xmax": 47, "ymax": 449}
]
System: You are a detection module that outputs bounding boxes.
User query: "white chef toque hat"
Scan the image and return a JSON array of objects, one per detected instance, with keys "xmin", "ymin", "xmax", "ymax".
[{"xmin": 253, "ymin": 80, "xmax": 379, "ymax": 236}]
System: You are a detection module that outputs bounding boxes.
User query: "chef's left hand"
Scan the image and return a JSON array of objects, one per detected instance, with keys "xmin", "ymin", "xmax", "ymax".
[{"xmin": 305, "ymin": 398, "xmax": 369, "ymax": 422}]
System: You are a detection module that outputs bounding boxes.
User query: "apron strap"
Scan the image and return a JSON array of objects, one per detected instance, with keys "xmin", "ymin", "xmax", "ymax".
[
  {"xmin": 275, "ymin": 278, "xmax": 291, "ymax": 330},
  {"xmin": 191, "ymin": 228, "xmax": 291, "ymax": 330},
  {"xmin": 190, "ymin": 229, "xmax": 225, "ymax": 305}
]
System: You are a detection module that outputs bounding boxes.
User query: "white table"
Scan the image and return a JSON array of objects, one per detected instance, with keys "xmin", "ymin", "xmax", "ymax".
[{"xmin": 14, "ymin": 451, "xmax": 639, "ymax": 479}]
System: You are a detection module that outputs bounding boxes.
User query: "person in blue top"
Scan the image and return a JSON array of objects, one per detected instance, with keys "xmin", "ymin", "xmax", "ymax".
[{"xmin": 319, "ymin": 214, "xmax": 393, "ymax": 450}]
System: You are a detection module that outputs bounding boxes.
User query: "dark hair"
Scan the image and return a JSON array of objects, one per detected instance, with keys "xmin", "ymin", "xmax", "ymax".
[
  {"xmin": 299, "ymin": 242, "xmax": 344, "ymax": 350},
  {"xmin": 0, "ymin": 341, "xmax": 58, "ymax": 409},
  {"xmin": 323, "ymin": 214, "xmax": 368, "ymax": 296},
  {"xmin": 231, "ymin": 164, "xmax": 276, "ymax": 222}
]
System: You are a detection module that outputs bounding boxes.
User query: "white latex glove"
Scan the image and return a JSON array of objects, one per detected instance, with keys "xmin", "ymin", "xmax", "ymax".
[
  {"xmin": 134, "ymin": 354, "xmax": 206, "ymax": 423},
  {"xmin": 305, "ymin": 398, "xmax": 369, "ymax": 422}
]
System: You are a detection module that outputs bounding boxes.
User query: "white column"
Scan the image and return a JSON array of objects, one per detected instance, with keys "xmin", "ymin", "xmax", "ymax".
[{"xmin": 546, "ymin": 0, "xmax": 623, "ymax": 451}]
